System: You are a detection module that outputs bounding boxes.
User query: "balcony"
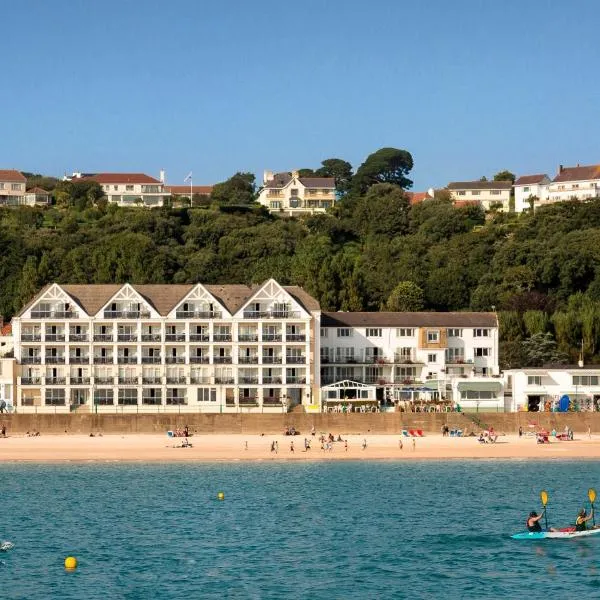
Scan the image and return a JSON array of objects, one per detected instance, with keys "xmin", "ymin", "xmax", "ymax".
[
  {"xmin": 286, "ymin": 356, "xmax": 306, "ymax": 364},
  {"xmin": 142, "ymin": 377, "xmax": 162, "ymax": 384},
  {"xmin": 190, "ymin": 356, "xmax": 209, "ymax": 364},
  {"xmin": 364, "ymin": 377, "xmax": 390, "ymax": 385},
  {"xmin": 166, "ymin": 376, "xmax": 187, "ymax": 384},
  {"xmin": 166, "ymin": 398, "xmax": 187, "ymax": 405},
  {"xmin": 21, "ymin": 334, "xmax": 41, "ymax": 342},
  {"xmin": 141, "ymin": 334, "xmax": 161, "ymax": 342},
  {"xmin": 117, "ymin": 356, "xmax": 138, "ymax": 364},
  {"xmin": 286, "ymin": 334, "xmax": 306, "ymax": 342},
  {"xmin": 268, "ymin": 310, "xmax": 301, "ymax": 319},
  {"xmin": 243, "ymin": 310, "xmax": 268, "ymax": 319},
  {"xmin": 262, "ymin": 377, "xmax": 282, "ymax": 384},
  {"xmin": 69, "ymin": 356, "xmax": 90, "ymax": 364},
  {"xmin": 165, "ymin": 333, "xmax": 186, "ymax": 342},
  {"xmin": 189, "ymin": 334, "xmax": 209, "ymax": 342},
  {"xmin": 95, "ymin": 376, "xmax": 114, "ymax": 385},
  {"xmin": 176, "ymin": 310, "xmax": 221, "ymax": 319},
  {"xmin": 286, "ymin": 377, "xmax": 306, "ymax": 384},
  {"xmin": 45, "ymin": 356, "xmax": 65, "ymax": 364},
  {"xmin": 262, "ymin": 334, "xmax": 282, "ymax": 342},
  {"xmin": 45, "ymin": 334, "xmax": 66, "ymax": 342},
  {"xmin": 103, "ymin": 310, "xmax": 150, "ymax": 319},
  {"xmin": 165, "ymin": 356, "xmax": 185, "ymax": 364},
  {"xmin": 239, "ymin": 397, "xmax": 259, "ymax": 406},
  {"xmin": 142, "ymin": 356, "xmax": 162, "ymax": 364},
  {"xmin": 70, "ymin": 377, "xmax": 90, "ymax": 385},
  {"xmin": 142, "ymin": 397, "xmax": 162, "ymax": 405},
  {"xmin": 93, "ymin": 356, "xmax": 113, "ymax": 364},
  {"xmin": 262, "ymin": 356, "xmax": 282, "ymax": 364},
  {"xmin": 263, "ymin": 396, "xmax": 283, "ymax": 406},
  {"xmin": 190, "ymin": 376, "xmax": 210, "ymax": 384},
  {"xmin": 213, "ymin": 356, "xmax": 232, "ymax": 364},
  {"xmin": 94, "ymin": 334, "xmax": 113, "ymax": 342},
  {"xmin": 69, "ymin": 334, "xmax": 88, "ymax": 342},
  {"xmin": 213, "ymin": 334, "xmax": 232, "ymax": 342},
  {"xmin": 117, "ymin": 334, "xmax": 138, "ymax": 342},
  {"xmin": 364, "ymin": 356, "xmax": 389, "ymax": 364},
  {"xmin": 118, "ymin": 377, "xmax": 139, "ymax": 385},
  {"xmin": 21, "ymin": 357, "xmax": 41, "ymax": 364},
  {"xmin": 239, "ymin": 356, "xmax": 259, "ymax": 364},
  {"xmin": 239, "ymin": 334, "xmax": 259, "ymax": 342},
  {"xmin": 31, "ymin": 310, "xmax": 75, "ymax": 319},
  {"xmin": 239, "ymin": 377, "xmax": 259, "ymax": 385},
  {"xmin": 21, "ymin": 377, "xmax": 41, "ymax": 385},
  {"xmin": 215, "ymin": 377, "xmax": 234, "ymax": 384},
  {"xmin": 393, "ymin": 354, "xmax": 418, "ymax": 364},
  {"xmin": 46, "ymin": 377, "xmax": 66, "ymax": 385}
]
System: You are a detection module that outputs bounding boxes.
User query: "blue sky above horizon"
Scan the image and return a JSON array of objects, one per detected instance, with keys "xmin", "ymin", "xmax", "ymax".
[{"xmin": 2, "ymin": 0, "xmax": 599, "ymax": 191}]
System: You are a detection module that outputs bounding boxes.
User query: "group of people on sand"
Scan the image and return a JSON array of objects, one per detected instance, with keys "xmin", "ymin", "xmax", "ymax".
[
  {"xmin": 173, "ymin": 426, "xmax": 190, "ymax": 438},
  {"xmin": 527, "ymin": 508, "xmax": 599, "ymax": 532}
]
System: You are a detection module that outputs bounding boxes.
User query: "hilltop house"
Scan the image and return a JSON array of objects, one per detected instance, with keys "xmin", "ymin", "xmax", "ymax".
[
  {"xmin": 257, "ymin": 171, "xmax": 336, "ymax": 216},
  {"xmin": 513, "ymin": 174, "xmax": 551, "ymax": 212},
  {"xmin": 0, "ymin": 170, "xmax": 27, "ymax": 206},
  {"xmin": 547, "ymin": 164, "xmax": 600, "ymax": 203},
  {"xmin": 447, "ymin": 180, "xmax": 512, "ymax": 211}
]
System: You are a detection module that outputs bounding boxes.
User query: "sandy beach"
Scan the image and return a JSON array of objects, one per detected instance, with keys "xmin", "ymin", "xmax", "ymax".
[{"xmin": 2, "ymin": 432, "xmax": 600, "ymax": 462}]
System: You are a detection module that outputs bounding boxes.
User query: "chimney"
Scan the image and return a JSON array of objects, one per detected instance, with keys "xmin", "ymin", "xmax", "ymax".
[
  {"xmin": 291, "ymin": 170, "xmax": 299, "ymax": 179},
  {"xmin": 263, "ymin": 170, "xmax": 273, "ymax": 184},
  {"xmin": 159, "ymin": 169, "xmax": 165, "ymax": 183},
  {"xmin": 558, "ymin": 164, "xmax": 564, "ymax": 174}
]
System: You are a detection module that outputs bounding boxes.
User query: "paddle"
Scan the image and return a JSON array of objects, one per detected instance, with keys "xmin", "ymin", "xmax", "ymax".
[
  {"xmin": 541, "ymin": 489, "xmax": 549, "ymax": 530},
  {"xmin": 589, "ymin": 488, "xmax": 596, "ymax": 526}
]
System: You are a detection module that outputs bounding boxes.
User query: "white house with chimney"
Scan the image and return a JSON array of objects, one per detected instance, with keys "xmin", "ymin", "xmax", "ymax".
[
  {"xmin": 547, "ymin": 164, "xmax": 600, "ymax": 203},
  {"xmin": 514, "ymin": 174, "xmax": 551, "ymax": 213},
  {"xmin": 257, "ymin": 171, "xmax": 336, "ymax": 216}
]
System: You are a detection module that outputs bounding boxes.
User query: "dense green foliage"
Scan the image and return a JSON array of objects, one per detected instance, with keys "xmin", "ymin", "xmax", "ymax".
[{"xmin": 6, "ymin": 150, "xmax": 600, "ymax": 367}]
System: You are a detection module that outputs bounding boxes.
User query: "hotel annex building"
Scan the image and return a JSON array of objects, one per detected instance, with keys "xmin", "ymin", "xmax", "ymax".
[{"xmin": 9, "ymin": 280, "xmax": 502, "ymax": 413}]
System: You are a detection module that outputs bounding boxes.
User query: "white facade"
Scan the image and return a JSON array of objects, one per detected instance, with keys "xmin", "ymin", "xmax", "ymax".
[
  {"xmin": 547, "ymin": 165, "xmax": 600, "ymax": 203},
  {"xmin": 514, "ymin": 175, "xmax": 550, "ymax": 213},
  {"xmin": 12, "ymin": 281, "xmax": 319, "ymax": 414},
  {"xmin": 447, "ymin": 181, "xmax": 512, "ymax": 211},
  {"xmin": 319, "ymin": 313, "xmax": 503, "ymax": 411},
  {"xmin": 257, "ymin": 171, "xmax": 336, "ymax": 216},
  {"xmin": 506, "ymin": 367, "xmax": 600, "ymax": 412},
  {"xmin": 0, "ymin": 358, "xmax": 16, "ymax": 411}
]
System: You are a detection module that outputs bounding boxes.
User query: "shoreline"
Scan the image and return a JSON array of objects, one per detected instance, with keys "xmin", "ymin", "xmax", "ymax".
[{"xmin": 2, "ymin": 433, "xmax": 600, "ymax": 463}]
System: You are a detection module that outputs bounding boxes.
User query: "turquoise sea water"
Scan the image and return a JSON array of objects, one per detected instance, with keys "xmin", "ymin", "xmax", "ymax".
[{"xmin": 2, "ymin": 460, "xmax": 600, "ymax": 599}]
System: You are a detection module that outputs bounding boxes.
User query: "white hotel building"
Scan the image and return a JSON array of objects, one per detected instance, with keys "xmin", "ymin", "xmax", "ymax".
[{"xmin": 12, "ymin": 280, "xmax": 320, "ymax": 413}]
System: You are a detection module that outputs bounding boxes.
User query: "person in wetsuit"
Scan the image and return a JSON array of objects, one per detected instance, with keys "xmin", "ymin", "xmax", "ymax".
[
  {"xmin": 527, "ymin": 511, "xmax": 543, "ymax": 532},
  {"xmin": 575, "ymin": 509, "xmax": 594, "ymax": 531}
]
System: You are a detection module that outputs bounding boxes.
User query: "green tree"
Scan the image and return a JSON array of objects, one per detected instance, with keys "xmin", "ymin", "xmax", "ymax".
[
  {"xmin": 353, "ymin": 183, "xmax": 410, "ymax": 238},
  {"xmin": 316, "ymin": 158, "xmax": 353, "ymax": 194},
  {"xmin": 493, "ymin": 170, "xmax": 516, "ymax": 183},
  {"xmin": 522, "ymin": 332, "xmax": 568, "ymax": 366},
  {"xmin": 385, "ymin": 281, "xmax": 424, "ymax": 311},
  {"xmin": 352, "ymin": 147, "xmax": 413, "ymax": 194},
  {"xmin": 523, "ymin": 310, "xmax": 549, "ymax": 336},
  {"xmin": 210, "ymin": 172, "xmax": 256, "ymax": 205}
]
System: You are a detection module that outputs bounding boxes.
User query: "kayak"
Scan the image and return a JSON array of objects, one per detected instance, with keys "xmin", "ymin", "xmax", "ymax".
[{"xmin": 512, "ymin": 528, "xmax": 600, "ymax": 540}]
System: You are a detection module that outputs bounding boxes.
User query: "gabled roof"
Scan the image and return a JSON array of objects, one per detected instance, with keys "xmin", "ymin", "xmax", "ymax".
[
  {"xmin": 283, "ymin": 286, "xmax": 321, "ymax": 312},
  {"xmin": 321, "ymin": 311, "xmax": 497, "ymax": 328},
  {"xmin": 26, "ymin": 187, "xmax": 50, "ymax": 194},
  {"xmin": 166, "ymin": 185, "xmax": 213, "ymax": 195},
  {"xmin": 81, "ymin": 173, "xmax": 162, "ymax": 185},
  {"xmin": 552, "ymin": 165, "xmax": 600, "ymax": 183},
  {"xmin": 0, "ymin": 170, "xmax": 26, "ymax": 182},
  {"xmin": 406, "ymin": 191, "xmax": 430, "ymax": 205},
  {"xmin": 263, "ymin": 172, "xmax": 335, "ymax": 189},
  {"xmin": 514, "ymin": 174, "xmax": 549, "ymax": 186},
  {"xmin": 448, "ymin": 181, "xmax": 512, "ymax": 190}
]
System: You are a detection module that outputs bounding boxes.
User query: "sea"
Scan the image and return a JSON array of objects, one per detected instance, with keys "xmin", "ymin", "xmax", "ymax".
[{"xmin": 2, "ymin": 460, "xmax": 600, "ymax": 599}]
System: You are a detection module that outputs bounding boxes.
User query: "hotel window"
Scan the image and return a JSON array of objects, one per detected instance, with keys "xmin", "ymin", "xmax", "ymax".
[
  {"xmin": 457, "ymin": 191, "xmax": 466, "ymax": 196},
  {"xmin": 11, "ymin": 183, "xmax": 22, "ymax": 191},
  {"xmin": 270, "ymin": 201, "xmax": 281, "ymax": 209},
  {"xmin": 471, "ymin": 191, "xmax": 480, "ymax": 196},
  {"xmin": 447, "ymin": 328, "xmax": 462, "ymax": 337},
  {"xmin": 0, "ymin": 183, "xmax": 4, "ymax": 189},
  {"xmin": 474, "ymin": 347, "xmax": 490, "ymax": 357},
  {"xmin": 320, "ymin": 328, "xmax": 328, "ymax": 338},
  {"xmin": 427, "ymin": 330, "xmax": 439, "ymax": 343},
  {"xmin": 126, "ymin": 185, "xmax": 134, "ymax": 191},
  {"xmin": 473, "ymin": 328, "xmax": 490, "ymax": 337},
  {"xmin": 396, "ymin": 328, "xmax": 414, "ymax": 337},
  {"xmin": 446, "ymin": 348, "xmax": 464, "ymax": 362},
  {"xmin": 523, "ymin": 187, "xmax": 530, "ymax": 192},
  {"xmin": 113, "ymin": 185, "xmax": 118, "ymax": 191},
  {"xmin": 428, "ymin": 353, "xmax": 437, "ymax": 363},
  {"xmin": 337, "ymin": 328, "xmax": 352, "ymax": 337},
  {"xmin": 290, "ymin": 189, "xmax": 299, "ymax": 196},
  {"xmin": 197, "ymin": 388, "xmax": 217, "ymax": 402},
  {"xmin": 527, "ymin": 376, "xmax": 542, "ymax": 386},
  {"xmin": 573, "ymin": 376, "xmax": 599, "ymax": 386},
  {"xmin": 366, "ymin": 328, "xmax": 382, "ymax": 337},
  {"xmin": 490, "ymin": 190, "xmax": 501, "ymax": 195}
]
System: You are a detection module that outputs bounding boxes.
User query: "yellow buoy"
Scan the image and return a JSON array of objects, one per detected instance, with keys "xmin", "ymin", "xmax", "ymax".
[
  {"xmin": 64, "ymin": 556, "xmax": 78, "ymax": 569},
  {"xmin": 217, "ymin": 491, "xmax": 225, "ymax": 501}
]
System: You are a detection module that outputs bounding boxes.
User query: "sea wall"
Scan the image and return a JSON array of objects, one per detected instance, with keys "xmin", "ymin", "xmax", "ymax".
[{"xmin": 1, "ymin": 412, "xmax": 600, "ymax": 435}]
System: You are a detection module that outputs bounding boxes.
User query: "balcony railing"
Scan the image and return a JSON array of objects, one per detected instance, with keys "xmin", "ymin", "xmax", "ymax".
[
  {"xmin": 117, "ymin": 356, "xmax": 138, "ymax": 364},
  {"xmin": 213, "ymin": 334, "xmax": 232, "ymax": 342},
  {"xmin": 215, "ymin": 377, "xmax": 234, "ymax": 384},
  {"xmin": 238, "ymin": 334, "xmax": 259, "ymax": 342},
  {"xmin": 69, "ymin": 334, "xmax": 88, "ymax": 342},
  {"xmin": 166, "ymin": 376, "xmax": 187, "ymax": 384},
  {"xmin": 141, "ymin": 334, "xmax": 162, "ymax": 342},
  {"xmin": 94, "ymin": 334, "xmax": 113, "ymax": 342},
  {"xmin": 165, "ymin": 333, "xmax": 186, "ymax": 342},
  {"xmin": 45, "ymin": 356, "xmax": 65, "ymax": 364},
  {"xmin": 262, "ymin": 377, "xmax": 282, "ymax": 384},
  {"xmin": 189, "ymin": 333, "xmax": 210, "ymax": 342},
  {"xmin": 142, "ymin": 377, "xmax": 162, "ymax": 384},
  {"xmin": 70, "ymin": 377, "xmax": 90, "ymax": 385},
  {"xmin": 239, "ymin": 377, "xmax": 259, "ymax": 384},
  {"xmin": 286, "ymin": 377, "xmax": 306, "ymax": 384},
  {"xmin": 262, "ymin": 334, "xmax": 282, "ymax": 342},
  {"xmin": 118, "ymin": 377, "xmax": 139, "ymax": 385},
  {"xmin": 103, "ymin": 310, "xmax": 150, "ymax": 319},
  {"xmin": 175, "ymin": 310, "xmax": 221, "ymax": 319},
  {"xmin": 46, "ymin": 377, "xmax": 66, "ymax": 385},
  {"xmin": 69, "ymin": 356, "xmax": 90, "ymax": 364},
  {"xmin": 239, "ymin": 397, "xmax": 259, "ymax": 406},
  {"xmin": 45, "ymin": 334, "xmax": 66, "ymax": 342},
  {"xmin": 190, "ymin": 356, "xmax": 209, "ymax": 364},
  {"xmin": 263, "ymin": 396, "xmax": 283, "ymax": 406},
  {"xmin": 165, "ymin": 356, "xmax": 185, "ymax": 364},
  {"xmin": 93, "ymin": 357, "xmax": 113, "ymax": 364},
  {"xmin": 286, "ymin": 334, "xmax": 306, "ymax": 342},
  {"xmin": 213, "ymin": 356, "xmax": 232, "ymax": 364},
  {"xmin": 117, "ymin": 334, "xmax": 138, "ymax": 342},
  {"xmin": 21, "ymin": 357, "xmax": 41, "ymax": 364},
  {"xmin": 246, "ymin": 310, "xmax": 302, "ymax": 319},
  {"xmin": 166, "ymin": 398, "xmax": 188, "ymax": 405},
  {"xmin": 142, "ymin": 397, "xmax": 162, "ymax": 405},
  {"xmin": 286, "ymin": 356, "xmax": 306, "ymax": 364},
  {"xmin": 95, "ymin": 377, "xmax": 114, "ymax": 385},
  {"xmin": 31, "ymin": 310, "xmax": 75, "ymax": 319},
  {"xmin": 262, "ymin": 357, "xmax": 282, "ymax": 364},
  {"xmin": 190, "ymin": 376, "xmax": 210, "ymax": 384},
  {"xmin": 142, "ymin": 356, "xmax": 162, "ymax": 364},
  {"xmin": 239, "ymin": 356, "xmax": 259, "ymax": 364},
  {"xmin": 21, "ymin": 334, "xmax": 41, "ymax": 342},
  {"xmin": 21, "ymin": 377, "xmax": 41, "ymax": 385}
]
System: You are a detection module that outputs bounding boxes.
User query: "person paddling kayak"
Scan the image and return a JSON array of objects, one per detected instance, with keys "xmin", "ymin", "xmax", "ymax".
[
  {"xmin": 527, "ymin": 511, "xmax": 543, "ymax": 532},
  {"xmin": 576, "ymin": 508, "xmax": 594, "ymax": 531}
]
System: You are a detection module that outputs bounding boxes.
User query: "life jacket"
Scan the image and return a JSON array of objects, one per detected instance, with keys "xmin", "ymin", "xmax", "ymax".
[
  {"xmin": 576, "ymin": 516, "xmax": 587, "ymax": 531},
  {"xmin": 527, "ymin": 519, "xmax": 542, "ymax": 532}
]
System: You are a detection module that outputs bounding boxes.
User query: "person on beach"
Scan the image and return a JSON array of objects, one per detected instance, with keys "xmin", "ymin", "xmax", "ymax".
[
  {"xmin": 311, "ymin": 425, "xmax": 315, "ymax": 436},
  {"xmin": 399, "ymin": 439, "xmax": 403, "ymax": 450},
  {"xmin": 362, "ymin": 438, "xmax": 367, "ymax": 450},
  {"xmin": 519, "ymin": 426, "xmax": 523, "ymax": 438},
  {"xmin": 244, "ymin": 441, "xmax": 248, "ymax": 450},
  {"xmin": 275, "ymin": 441, "xmax": 278, "ymax": 453},
  {"xmin": 290, "ymin": 440, "xmax": 294, "ymax": 452},
  {"xmin": 345, "ymin": 440, "xmax": 348, "ymax": 452},
  {"xmin": 270, "ymin": 441, "xmax": 275, "ymax": 453},
  {"xmin": 412, "ymin": 438, "xmax": 416, "ymax": 451}
]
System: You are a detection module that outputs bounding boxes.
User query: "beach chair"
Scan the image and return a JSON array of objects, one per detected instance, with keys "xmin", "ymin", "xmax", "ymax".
[
  {"xmin": 402, "ymin": 430, "xmax": 410, "ymax": 437},
  {"xmin": 167, "ymin": 431, "xmax": 174, "ymax": 438},
  {"xmin": 416, "ymin": 430, "xmax": 424, "ymax": 437},
  {"xmin": 408, "ymin": 429, "xmax": 416, "ymax": 437},
  {"xmin": 456, "ymin": 430, "xmax": 463, "ymax": 437}
]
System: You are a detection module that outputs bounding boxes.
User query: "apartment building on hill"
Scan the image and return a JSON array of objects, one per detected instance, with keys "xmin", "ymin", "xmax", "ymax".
[{"xmin": 447, "ymin": 180, "xmax": 512, "ymax": 211}]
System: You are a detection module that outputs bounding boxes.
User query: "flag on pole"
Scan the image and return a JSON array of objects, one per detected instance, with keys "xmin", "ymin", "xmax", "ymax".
[{"xmin": 184, "ymin": 171, "xmax": 192, "ymax": 183}]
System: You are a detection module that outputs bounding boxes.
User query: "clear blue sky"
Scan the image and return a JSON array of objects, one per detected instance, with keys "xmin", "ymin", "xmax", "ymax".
[{"xmin": 2, "ymin": 0, "xmax": 599, "ymax": 190}]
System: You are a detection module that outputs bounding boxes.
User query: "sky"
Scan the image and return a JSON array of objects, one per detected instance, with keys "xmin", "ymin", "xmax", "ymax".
[{"xmin": 2, "ymin": 0, "xmax": 599, "ymax": 190}]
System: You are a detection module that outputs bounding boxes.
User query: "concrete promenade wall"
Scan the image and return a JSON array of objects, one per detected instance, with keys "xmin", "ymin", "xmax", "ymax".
[{"xmin": 2, "ymin": 412, "xmax": 600, "ymax": 435}]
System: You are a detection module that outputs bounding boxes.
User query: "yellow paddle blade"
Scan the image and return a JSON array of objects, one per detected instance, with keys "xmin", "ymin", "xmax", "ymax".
[
  {"xmin": 541, "ymin": 490, "xmax": 549, "ymax": 506},
  {"xmin": 589, "ymin": 488, "xmax": 597, "ymax": 503}
]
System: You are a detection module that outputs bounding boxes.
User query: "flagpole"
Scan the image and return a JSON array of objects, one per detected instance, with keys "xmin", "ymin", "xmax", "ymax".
[{"xmin": 190, "ymin": 173, "xmax": 193, "ymax": 206}]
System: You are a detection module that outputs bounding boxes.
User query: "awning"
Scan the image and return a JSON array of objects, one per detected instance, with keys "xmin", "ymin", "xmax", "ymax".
[{"xmin": 457, "ymin": 381, "xmax": 502, "ymax": 392}]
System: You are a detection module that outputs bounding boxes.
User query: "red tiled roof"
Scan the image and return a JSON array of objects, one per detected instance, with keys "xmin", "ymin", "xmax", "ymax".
[
  {"xmin": 514, "ymin": 174, "xmax": 549, "ymax": 186},
  {"xmin": 0, "ymin": 170, "xmax": 26, "ymax": 182},
  {"xmin": 553, "ymin": 165, "xmax": 600, "ymax": 183},
  {"xmin": 81, "ymin": 173, "xmax": 162, "ymax": 184},
  {"xmin": 166, "ymin": 185, "xmax": 213, "ymax": 195},
  {"xmin": 1, "ymin": 323, "xmax": 12, "ymax": 336},
  {"xmin": 406, "ymin": 191, "xmax": 430, "ymax": 205}
]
